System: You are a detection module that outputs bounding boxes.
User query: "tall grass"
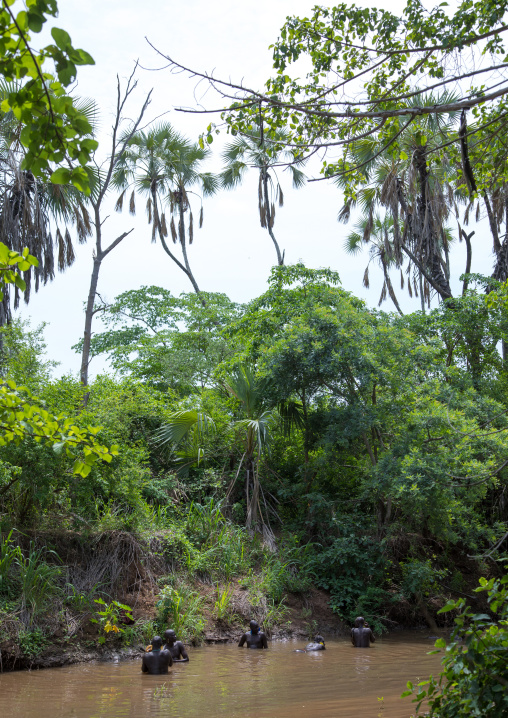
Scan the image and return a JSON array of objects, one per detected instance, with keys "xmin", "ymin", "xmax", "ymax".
[
  {"xmin": 214, "ymin": 582, "xmax": 234, "ymax": 621},
  {"xmin": 17, "ymin": 545, "xmax": 61, "ymax": 624},
  {"xmin": 0, "ymin": 531, "xmax": 21, "ymax": 594},
  {"xmin": 155, "ymin": 583, "xmax": 205, "ymax": 643}
]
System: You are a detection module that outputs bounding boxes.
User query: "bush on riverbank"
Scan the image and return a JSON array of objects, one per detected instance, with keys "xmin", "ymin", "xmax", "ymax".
[{"xmin": 404, "ymin": 573, "xmax": 508, "ymax": 717}]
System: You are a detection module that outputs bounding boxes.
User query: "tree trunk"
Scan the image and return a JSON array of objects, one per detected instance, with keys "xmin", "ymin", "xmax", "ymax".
[
  {"xmin": 461, "ymin": 229, "xmax": 474, "ymax": 295},
  {"xmin": 419, "ymin": 271, "xmax": 426, "ymax": 312},
  {"xmin": 177, "ymin": 193, "xmax": 206, "ymax": 305},
  {"xmin": 262, "ymin": 170, "xmax": 284, "ymax": 266},
  {"xmin": 245, "ymin": 458, "xmax": 259, "ymax": 530},
  {"xmin": 80, "ymin": 254, "xmax": 102, "ymax": 391},
  {"xmin": 417, "ymin": 595, "xmax": 439, "ymax": 632},
  {"xmin": 401, "ymin": 148, "xmax": 453, "ymax": 301},
  {"xmin": 152, "ymin": 187, "xmax": 207, "ymax": 308},
  {"xmin": 483, "ymin": 192, "xmax": 501, "ymax": 254}
]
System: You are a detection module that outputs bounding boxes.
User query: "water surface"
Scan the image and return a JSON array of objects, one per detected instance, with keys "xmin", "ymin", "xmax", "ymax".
[{"xmin": 0, "ymin": 633, "xmax": 442, "ymax": 718}]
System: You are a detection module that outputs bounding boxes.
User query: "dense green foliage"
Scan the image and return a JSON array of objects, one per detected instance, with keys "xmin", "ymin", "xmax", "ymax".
[{"xmin": 404, "ymin": 573, "xmax": 508, "ymax": 717}]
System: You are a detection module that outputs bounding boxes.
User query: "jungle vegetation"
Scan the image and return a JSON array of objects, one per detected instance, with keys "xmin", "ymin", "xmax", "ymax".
[{"xmin": 0, "ymin": 0, "xmax": 507, "ymax": 710}]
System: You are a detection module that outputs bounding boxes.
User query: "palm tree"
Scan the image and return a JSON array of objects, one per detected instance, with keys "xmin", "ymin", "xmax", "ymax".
[
  {"xmin": 223, "ymin": 365, "xmax": 277, "ymax": 531},
  {"xmin": 220, "ymin": 127, "xmax": 306, "ymax": 266},
  {"xmin": 337, "ymin": 93, "xmax": 463, "ymax": 305},
  {"xmin": 344, "ymin": 214, "xmax": 404, "ymax": 314},
  {"xmin": 156, "ymin": 409, "xmax": 216, "ymax": 473},
  {"xmin": 113, "ymin": 123, "xmax": 218, "ymax": 304},
  {"xmin": 157, "ymin": 365, "xmax": 303, "ymax": 537},
  {"xmin": 0, "ymin": 89, "xmax": 96, "ymax": 325}
]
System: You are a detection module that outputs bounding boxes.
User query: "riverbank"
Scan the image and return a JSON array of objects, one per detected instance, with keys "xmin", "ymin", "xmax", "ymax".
[
  {"xmin": 1, "ymin": 582, "xmax": 343, "ymax": 672},
  {"xmin": 0, "ymin": 524, "xmax": 349, "ymax": 672},
  {"xmin": 0, "ymin": 518, "xmax": 487, "ymax": 673}
]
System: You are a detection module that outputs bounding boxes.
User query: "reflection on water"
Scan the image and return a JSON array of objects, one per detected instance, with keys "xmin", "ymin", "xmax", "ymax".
[{"xmin": 0, "ymin": 633, "xmax": 442, "ymax": 718}]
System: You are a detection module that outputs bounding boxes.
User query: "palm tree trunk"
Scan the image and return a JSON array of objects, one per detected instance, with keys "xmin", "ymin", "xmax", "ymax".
[
  {"xmin": 262, "ymin": 171, "xmax": 284, "ymax": 266},
  {"xmin": 178, "ymin": 200, "xmax": 204, "ymax": 299},
  {"xmin": 419, "ymin": 271, "xmax": 425, "ymax": 312},
  {"xmin": 484, "ymin": 192, "xmax": 501, "ymax": 254},
  {"xmin": 152, "ymin": 188, "xmax": 207, "ymax": 308},
  {"xmin": 245, "ymin": 458, "xmax": 259, "ymax": 530}
]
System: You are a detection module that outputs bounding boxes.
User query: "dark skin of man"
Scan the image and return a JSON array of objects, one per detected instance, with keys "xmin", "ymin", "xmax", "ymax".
[
  {"xmin": 239, "ymin": 621, "xmax": 268, "ymax": 649},
  {"xmin": 142, "ymin": 638, "xmax": 173, "ymax": 674},
  {"xmin": 163, "ymin": 630, "xmax": 189, "ymax": 662},
  {"xmin": 351, "ymin": 622, "xmax": 376, "ymax": 648}
]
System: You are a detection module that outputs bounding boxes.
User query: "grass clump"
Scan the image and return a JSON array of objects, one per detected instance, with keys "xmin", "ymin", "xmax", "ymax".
[{"xmin": 155, "ymin": 582, "xmax": 206, "ymax": 644}]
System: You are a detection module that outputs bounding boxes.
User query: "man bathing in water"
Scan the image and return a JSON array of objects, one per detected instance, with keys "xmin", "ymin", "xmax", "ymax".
[
  {"xmin": 306, "ymin": 634, "xmax": 326, "ymax": 651},
  {"xmin": 141, "ymin": 636, "xmax": 173, "ymax": 674},
  {"xmin": 239, "ymin": 620, "xmax": 268, "ymax": 649},
  {"xmin": 295, "ymin": 634, "xmax": 326, "ymax": 653},
  {"xmin": 351, "ymin": 616, "xmax": 375, "ymax": 647},
  {"xmin": 163, "ymin": 629, "xmax": 189, "ymax": 662}
]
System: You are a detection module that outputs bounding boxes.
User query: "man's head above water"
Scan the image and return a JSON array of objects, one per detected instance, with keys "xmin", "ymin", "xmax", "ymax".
[
  {"xmin": 355, "ymin": 617, "xmax": 365, "ymax": 627},
  {"xmin": 249, "ymin": 620, "xmax": 260, "ymax": 634},
  {"xmin": 164, "ymin": 629, "xmax": 177, "ymax": 643},
  {"xmin": 151, "ymin": 636, "xmax": 163, "ymax": 650}
]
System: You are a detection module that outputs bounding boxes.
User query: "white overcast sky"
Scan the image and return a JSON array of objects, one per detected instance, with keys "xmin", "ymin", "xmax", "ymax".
[{"xmin": 17, "ymin": 0, "xmax": 493, "ymax": 376}]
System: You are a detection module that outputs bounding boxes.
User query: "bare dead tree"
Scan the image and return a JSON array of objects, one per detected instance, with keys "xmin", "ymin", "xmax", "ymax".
[{"xmin": 79, "ymin": 68, "xmax": 152, "ymax": 394}]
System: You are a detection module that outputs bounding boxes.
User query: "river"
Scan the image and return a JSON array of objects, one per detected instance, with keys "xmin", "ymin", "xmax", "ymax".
[{"xmin": 0, "ymin": 633, "xmax": 442, "ymax": 718}]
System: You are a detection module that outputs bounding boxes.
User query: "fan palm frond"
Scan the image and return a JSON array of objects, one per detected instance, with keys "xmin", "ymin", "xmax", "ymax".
[{"xmin": 156, "ymin": 410, "xmax": 215, "ymax": 446}]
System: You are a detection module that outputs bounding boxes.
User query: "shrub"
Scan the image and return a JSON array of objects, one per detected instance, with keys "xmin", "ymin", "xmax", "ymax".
[
  {"xmin": 90, "ymin": 598, "xmax": 133, "ymax": 645},
  {"xmin": 18, "ymin": 627, "xmax": 49, "ymax": 658},
  {"xmin": 403, "ymin": 572, "xmax": 508, "ymax": 717}
]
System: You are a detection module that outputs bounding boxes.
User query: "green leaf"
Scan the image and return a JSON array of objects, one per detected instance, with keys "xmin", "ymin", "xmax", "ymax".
[
  {"xmin": 52, "ymin": 441, "xmax": 66, "ymax": 454},
  {"xmin": 51, "ymin": 27, "xmax": 72, "ymax": 51},
  {"xmin": 69, "ymin": 167, "xmax": 90, "ymax": 193},
  {"xmin": 50, "ymin": 167, "xmax": 72, "ymax": 185},
  {"xmin": 438, "ymin": 601, "xmax": 457, "ymax": 613},
  {"xmin": 27, "ymin": 12, "xmax": 44, "ymax": 33},
  {"xmin": 74, "ymin": 48, "xmax": 95, "ymax": 66}
]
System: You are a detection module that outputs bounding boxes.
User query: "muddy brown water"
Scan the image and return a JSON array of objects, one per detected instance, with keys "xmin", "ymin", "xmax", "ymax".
[{"xmin": 0, "ymin": 633, "xmax": 442, "ymax": 718}]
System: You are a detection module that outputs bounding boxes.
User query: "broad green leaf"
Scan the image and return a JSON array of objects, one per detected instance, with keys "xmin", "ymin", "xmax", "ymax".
[
  {"xmin": 50, "ymin": 167, "xmax": 71, "ymax": 185},
  {"xmin": 51, "ymin": 27, "xmax": 72, "ymax": 51}
]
